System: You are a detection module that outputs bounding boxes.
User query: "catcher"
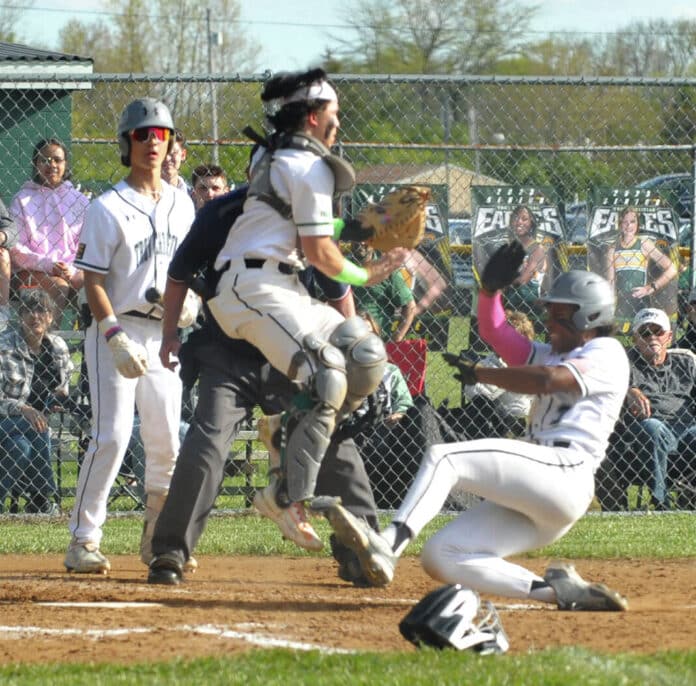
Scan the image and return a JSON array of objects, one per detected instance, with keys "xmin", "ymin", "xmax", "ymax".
[{"xmin": 207, "ymin": 68, "xmax": 427, "ymax": 541}]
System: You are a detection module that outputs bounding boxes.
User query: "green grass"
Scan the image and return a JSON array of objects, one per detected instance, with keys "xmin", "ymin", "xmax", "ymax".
[
  {"xmin": 2, "ymin": 648, "xmax": 694, "ymax": 686},
  {"xmin": 0, "ymin": 510, "xmax": 694, "ymax": 558},
  {"xmin": 0, "ymin": 512, "xmax": 694, "ymax": 683}
]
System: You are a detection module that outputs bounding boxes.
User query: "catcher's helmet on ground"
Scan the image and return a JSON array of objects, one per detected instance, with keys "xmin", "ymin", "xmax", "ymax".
[
  {"xmin": 399, "ymin": 585, "xmax": 509, "ymax": 654},
  {"xmin": 541, "ymin": 269, "xmax": 615, "ymax": 331},
  {"xmin": 117, "ymin": 98, "xmax": 174, "ymax": 166}
]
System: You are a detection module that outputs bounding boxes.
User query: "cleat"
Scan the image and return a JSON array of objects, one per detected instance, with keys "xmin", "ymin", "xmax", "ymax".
[
  {"xmin": 253, "ymin": 475, "xmax": 323, "ymax": 552},
  {"xmin": 329, "ymin": 533, "xmax": 372, "ymax": 588},
  {"xmin": 148, "ymin": 555, "xmax": 183, "ymax": 585},
  {"xmin": 544, "ymin": 561, "xmax": 628, "ymax": 611},
  {"xmin": 323, "ymin": 501, "xmax": 395, "ymax": 587},
  {"xmin": 64, "ymin": 540, "xmax": 111, "ymax": 575}
]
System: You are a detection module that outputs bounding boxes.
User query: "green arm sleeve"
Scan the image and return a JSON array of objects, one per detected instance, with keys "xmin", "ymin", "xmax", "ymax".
[{"xmin": 334, "ymin": 259, "xmax": 369, "ymax": 286}]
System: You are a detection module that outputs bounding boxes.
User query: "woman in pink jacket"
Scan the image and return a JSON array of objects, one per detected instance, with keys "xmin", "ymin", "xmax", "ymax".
[{"xmin": 10, "ymin": 138, "xmax": 90, "ymax": 319}]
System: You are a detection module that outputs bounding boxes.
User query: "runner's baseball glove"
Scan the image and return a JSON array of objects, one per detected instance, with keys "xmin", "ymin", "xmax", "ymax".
[{"xmin": 360, "ymin": 185, "xmax": 431, "ymax": 251}]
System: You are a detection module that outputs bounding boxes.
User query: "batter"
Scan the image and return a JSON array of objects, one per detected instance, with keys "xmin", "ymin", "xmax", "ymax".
[{"xmin": 64, "ymin": 98, "xmax": 194, "ymax": 574}]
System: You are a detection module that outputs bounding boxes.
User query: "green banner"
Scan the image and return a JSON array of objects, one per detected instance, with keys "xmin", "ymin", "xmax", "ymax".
[
  {"xmin": 470, "ymin": 186, "xmax": 568, "ymax": 320},
  {"xmin": 587, "ymin": 187, "xmax": 680, "ymax": 333}
]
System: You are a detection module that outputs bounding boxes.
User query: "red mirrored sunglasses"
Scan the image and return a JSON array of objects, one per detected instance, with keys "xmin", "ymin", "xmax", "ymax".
[{"xmin": 130, "ymin": 127, "xmax": 171, "ymax": 143}]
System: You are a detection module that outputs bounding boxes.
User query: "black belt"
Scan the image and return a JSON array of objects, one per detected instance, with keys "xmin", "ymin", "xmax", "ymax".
[
  {"xmin": 123, "ymin": 309, "xmax": 162, "ymax": 321},
  {"xmin": 552, "ymin": 440, "xmax": 571, "ymax": 448},
  {"xmin": 244, "ymin": 258, "xmax": 296, "ymax": 275}
]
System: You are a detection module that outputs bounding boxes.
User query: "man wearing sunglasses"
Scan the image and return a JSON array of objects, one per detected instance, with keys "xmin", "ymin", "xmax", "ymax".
[
  {"xmin": 612, "ymin": 307, "xmax": 696, "ymax": 510},
  {"xmin": 65, "ymin": 98, "xmax": 195, "ymax": 574}
]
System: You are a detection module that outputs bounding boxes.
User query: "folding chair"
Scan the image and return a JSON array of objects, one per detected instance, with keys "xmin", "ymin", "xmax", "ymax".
[{"xmin": 385, "ymin": 338, "xmax": 428, "ymax": 398}]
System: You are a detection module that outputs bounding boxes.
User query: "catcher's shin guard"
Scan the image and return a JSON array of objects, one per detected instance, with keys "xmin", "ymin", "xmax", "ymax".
[
  {"xmin": 284, "ymin": 402, "xmax": 336, "ymax": 502},
  {"xmin": 282, "ymin": 333, "xmax": 347, "ymax": 503}
]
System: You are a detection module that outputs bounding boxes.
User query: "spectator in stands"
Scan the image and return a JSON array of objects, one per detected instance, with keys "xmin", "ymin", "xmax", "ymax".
[
  {"xmin": 359, "ymin": 311, "xmax": 414, "ymax": 424},
  {"xmin": 190, "ymin": 164, "xmax": 230, "ymax": 210},
  {"xmin": 459, "ymin": 309, "xmax": 535, "ymax": 439},
  {"xmin": 0, "ymin": 289, "xmax": 73, "ymax": 514},
  {"xmin": 617, "ymin": 308, "xmax": 696, "ymax": 509},
  {"xmin": 0, "ymin": 199, "xmax": 17, "ymax": 331},
  {"xmin": 605, "ymin": 207, "xmax": 677, "ymax": 326},
  {"xmin": 9, "ymin": 138, "xmax": 90, "ymax": 321},
  {"xmin": 349, "ymin": 242, "xmax": 415, "ymax": 342},
  {"xmin": 677, "ymin": 287, "xmax": 696, "ymax": 351},
  {"xmin": 400, "ymin": 248, "xmax": 448, "ymax": 318},
  {"xmin": 161, "ymin": 129, "xmax": 189, "ymax": 193}
]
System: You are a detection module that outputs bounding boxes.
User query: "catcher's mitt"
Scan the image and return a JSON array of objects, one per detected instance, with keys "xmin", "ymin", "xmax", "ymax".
[{"xmin": 360, "ymin": 185, "xmax": 431, "ymax": 252}]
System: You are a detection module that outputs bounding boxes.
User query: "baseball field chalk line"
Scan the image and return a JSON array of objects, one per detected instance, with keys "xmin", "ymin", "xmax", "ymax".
[
  {"xmin": 0, "ymin": 623, "xmax": 354, "ymax": 654},
  {"xmin": 38, "ymin": 602, "xmax": 163, "ymax": 609}
]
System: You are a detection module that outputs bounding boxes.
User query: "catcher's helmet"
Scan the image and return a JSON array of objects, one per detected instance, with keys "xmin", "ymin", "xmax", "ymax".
[
  {"xmin": 399, "ymin": 585, "xmax": 509, "ymax": 654},
  {"xmin": 117, "ymin": 98, "xmax": 174, "ymax": 166},
  {"xmin": 541, "ymin": 269, "xmax": 615, "ymax": 331}
]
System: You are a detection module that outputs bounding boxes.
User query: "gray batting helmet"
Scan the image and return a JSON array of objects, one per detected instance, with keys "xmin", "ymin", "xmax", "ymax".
[
  {"xmin": 117, "ymin": 98, "xmax": 174, "ymax": 166},
  {"xmin": 541, "ymin": 270, "xmax": 615, "ymax": 331}
]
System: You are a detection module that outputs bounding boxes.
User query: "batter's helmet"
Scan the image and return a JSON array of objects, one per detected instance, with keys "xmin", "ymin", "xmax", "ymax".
[
  {"xmin": 541, "ymin": 269, "xmax": 615, "ymax": 331},
  {"xmin": 117, "ymin": 98, "xmax": 174, "ymax": 166},
  {"xmin": 399, "ymin": 585, "xmax": 509, "ymax": 653}
]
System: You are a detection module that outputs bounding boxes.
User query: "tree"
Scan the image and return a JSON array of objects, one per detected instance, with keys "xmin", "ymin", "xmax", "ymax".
[
  {"xmin": 327, "ymin": 0, "xmax": 537, "ymax": 74},
  {"xmin": 587, "ymin": 19, "xmax": 696, "ymax": 78},
  {"xmin": 0, "ymin": 0, "xmax": 33, "ymax": 43},
  {"xmin": 58, "ymin": 0, "xmax": 259, "ymax": 75}
]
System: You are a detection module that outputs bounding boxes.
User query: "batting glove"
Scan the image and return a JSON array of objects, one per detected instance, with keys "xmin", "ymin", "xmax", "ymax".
[
  {"xmin": 177, "ymin": 290, "xmax": 200, "ymax": 329},
  {"xmin": 480, "ymin": 240, "xmax": 526, "ymax": 292},
  {"xmin": 107, "ymin": 331, "xmax": 148, "ymax": 378},
  {"xmin": 442, "ymin": 352, "xmax": 479, "ymax": 386}
]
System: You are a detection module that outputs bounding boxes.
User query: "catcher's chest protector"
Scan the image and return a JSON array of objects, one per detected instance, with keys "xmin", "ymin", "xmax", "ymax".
[{"xmin": 247, "ymin": 133, "xmax": 355, "ymax": 219}]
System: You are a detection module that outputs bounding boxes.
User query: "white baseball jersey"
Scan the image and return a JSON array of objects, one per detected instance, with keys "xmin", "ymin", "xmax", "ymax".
[
  {"xmin": 69, "ymin": 180, "xmax": 194, "ymax": 547},
  {"xmin": 526, "ymin": 336, "xmax": 630, "ymax": 467},
  {"xmin": 214, "ymin": 148, "xmax": 335, "ymax": 271},
  {"xmin": 75, "ymin": 180, "xmax": 194, "ymax": 314},
  {"xmin": 209, "ymin": 146, "xmax": 344, "ymax": 384}
]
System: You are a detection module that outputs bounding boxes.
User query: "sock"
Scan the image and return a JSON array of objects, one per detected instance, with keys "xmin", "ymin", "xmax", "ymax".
[{"xmin": 383, "ymin": 521, "xmax": 413, "ymax": 557}]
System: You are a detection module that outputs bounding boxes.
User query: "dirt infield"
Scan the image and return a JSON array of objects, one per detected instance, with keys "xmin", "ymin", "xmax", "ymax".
[{"xmin": 0, "ymin": 555, "xmax": 693, "ymax": 664}]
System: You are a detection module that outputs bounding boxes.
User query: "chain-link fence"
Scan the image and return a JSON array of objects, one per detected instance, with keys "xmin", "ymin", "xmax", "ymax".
[{"xmin": 1, "ymin": 73, "xmax": 695, "ymax": 516}]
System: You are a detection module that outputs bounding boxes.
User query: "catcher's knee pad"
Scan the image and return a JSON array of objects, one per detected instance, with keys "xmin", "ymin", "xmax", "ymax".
[
  {"xmin": 329, "ymin": 316, "xmax": 387, "ymax": 415},
  {"xmin": 290, "ymin": 333, "xmax": 348, "ymax": 411}
]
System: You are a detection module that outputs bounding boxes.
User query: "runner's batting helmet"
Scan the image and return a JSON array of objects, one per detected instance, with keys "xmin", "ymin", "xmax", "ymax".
[
  {"xmin": 541, "ymin": 270, "xmax": 615, "ymax": 330},
  {"xmin": 117, "ymin": 98, "xmax": 174, "ymax": 166}
]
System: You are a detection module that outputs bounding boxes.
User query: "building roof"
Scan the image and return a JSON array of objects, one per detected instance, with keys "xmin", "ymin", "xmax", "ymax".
[
  {"xmin": 355, "ymin": 163, "xmax": 502, "ymax": 216},
  {"xmin": 0, "ymin": 42, "xmax": 91, "ymax": 63},
  {"xmin": 0, "ymin": 42, "xmax": 93, "ymax": 89}
]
